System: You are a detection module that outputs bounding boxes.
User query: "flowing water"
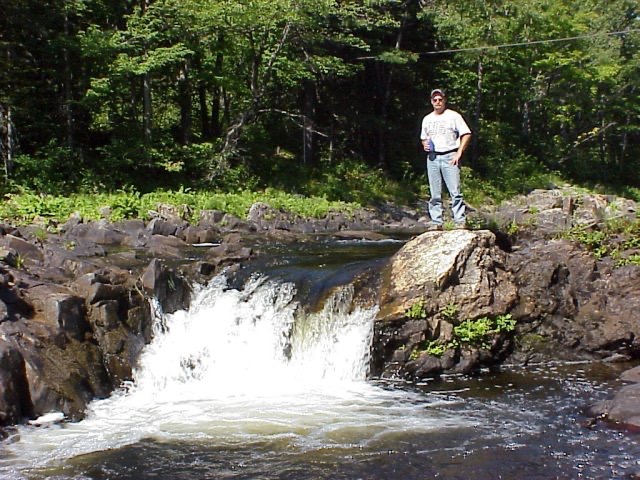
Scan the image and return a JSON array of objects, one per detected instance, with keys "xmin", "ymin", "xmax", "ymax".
[{"xmin": 0, "ymin": 239, "xmax": 638, "ymax": 479}]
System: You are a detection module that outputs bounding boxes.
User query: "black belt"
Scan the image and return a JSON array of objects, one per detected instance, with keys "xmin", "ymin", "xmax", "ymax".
[{"xmin": 432, "ymin": 149, "xmax": 457, "ymax": 155}]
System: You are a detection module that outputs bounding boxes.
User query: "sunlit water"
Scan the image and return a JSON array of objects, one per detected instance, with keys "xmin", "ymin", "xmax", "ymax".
[{"xmin": 1, "ymin": 252, "xmax": 639, "ymax": 479}]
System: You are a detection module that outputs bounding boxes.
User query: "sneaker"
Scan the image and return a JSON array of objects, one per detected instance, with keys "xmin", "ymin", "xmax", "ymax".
[{"xmin": 427, "ymin": 223, "xmax": 443, "ymax": 231}]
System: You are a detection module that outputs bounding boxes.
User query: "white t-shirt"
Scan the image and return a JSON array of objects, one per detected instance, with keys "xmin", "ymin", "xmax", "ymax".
[{"xmin": 420, "ymin": 109, "xmax": 471, "ymax": 152}]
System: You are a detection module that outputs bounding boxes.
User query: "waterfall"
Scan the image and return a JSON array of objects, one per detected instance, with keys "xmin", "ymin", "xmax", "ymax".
[
  {"xmin": 131, "ymin": 274, "xmax": 376, "ymax": 401},
  {"xmin": 0, "ymin": 274, "xmax": 465, "ymax": 475}
]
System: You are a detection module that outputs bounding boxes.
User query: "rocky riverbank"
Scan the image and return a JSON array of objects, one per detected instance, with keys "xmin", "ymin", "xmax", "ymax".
[
  {"xmin": 370, "ymin": 187, "xmax": 639, "ymax": 431},
  {"xmin": 0, "ymin": 186, "xmax": 639, "ymax": 432}
]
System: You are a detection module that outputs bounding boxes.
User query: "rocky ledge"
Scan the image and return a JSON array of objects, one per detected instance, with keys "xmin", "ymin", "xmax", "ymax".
[
  {"xmin": 369, "ymin": 187, "xmax": 639, "ymax": 431},
  {"xmin": 0, "ymin": 187, "xmax": 638, "ymax": 432}
]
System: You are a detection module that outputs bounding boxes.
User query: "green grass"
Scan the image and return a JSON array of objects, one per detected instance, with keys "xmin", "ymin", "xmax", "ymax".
[
  {"xmin": 562, "ymin": 215, "xmax": 640, "ymax": 266},
  {"xmin": 0, "ymin": 188, "xmax": 361, "ymax": 226}
]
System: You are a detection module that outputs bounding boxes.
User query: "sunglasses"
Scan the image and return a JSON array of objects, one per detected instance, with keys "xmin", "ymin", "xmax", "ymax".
[{"xmin": 431, "ymin": 97, "xmax": 445, "ymax": 103}]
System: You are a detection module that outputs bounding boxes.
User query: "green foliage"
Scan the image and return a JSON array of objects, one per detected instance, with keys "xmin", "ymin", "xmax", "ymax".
[
  {"xmin": 495, "ymin": 313, "xmax": 517, "ymax": 332},
  {"xmin": 565, "ymin": 227, "xmax": 609, "ymax": 258},
  {"xmin": 453, "ymin": 317, "xmax": 495, "ymax": 348},
  {"xmin": 410, "ymin": 340, "xmax": 447, "ymax": 360},
  {"xmin": 307, "ymin": 159, "xmax": 416, "ymax": 205},
  {"xmin": 563, "ymin": 216, "xmax": 640, "ymax": 265},
  {"xmin": 2, "ymin": 0, "xmax": 639, "ymax": 201},
  {"xmin": 411, "ymin": 314, "xmax": 516, "ymax": 359},
  {"xmin": 0, "ymin": 188, "xmax": 360, "ymax": 226},
  {"xmin": 453, "ymin": 314, "xmax": 516, "ymax": 348},
  {"xmin": 406, "ymin": 299, "xmax": 428, "ymax": 319},
  {"xmin": 14, "ymin": 253, "xmax": 26, "ymax": 270},
  {"xmin": 505, "ymin": 218, "xmax": 520, "ymax": 236},
  {"xmin": 440, "ymin": 302, "xmax": 458, "ymax": 321},
  {"xmin": 614, "ymin": 254, "xmax": 640, "ymax": 268},
  {"xmin": 109, "ymin": 189, "xmax": 144, "ymax": 221}
]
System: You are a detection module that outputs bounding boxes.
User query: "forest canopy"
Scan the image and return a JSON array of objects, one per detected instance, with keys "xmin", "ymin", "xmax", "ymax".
[{"xmin": 1, "ymin": 0, "xmax": 638, "ymax": 201}]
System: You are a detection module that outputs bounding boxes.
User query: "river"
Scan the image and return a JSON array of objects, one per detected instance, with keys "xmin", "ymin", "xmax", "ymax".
[{"xmin": 0, "ymin": 237, "xmax": 638, "ymax": 479}]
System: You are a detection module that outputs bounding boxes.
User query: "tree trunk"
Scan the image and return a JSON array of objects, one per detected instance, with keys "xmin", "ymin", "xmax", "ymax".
[
  {"xmin": 141, "ymin": 0, "xmax": 152, "ymax": 157},
  {"xmin": 210, "ymin": 46, "xmax": 225, "ymax": 139},
  {"xmin": 303, "ymin": 80, "xmax": 315, "ymax": 165},
  {"xmin": 472, "ymin": 58, "xmax": 483, "ymax": 169},
  {"xmin": 63, "ymin": 6, "xmax": 75, "ymax": 151},
  {"xmin": 0, "ymin": 104, "xmax": 16, "ymax": 181},
  {"xmin": 376, "ymin": 0, "xmax": 419, "ymax": 169},
  {"xmin": 143, "ymin": 74, "xmax": 152, "ymax": 147},
  {"xmin": 178, "ymin": 61, "xmax": 192, "ymax": 145},
  {"xmin": 198, "ymin": 83, "xmax": 210, "ymax": 140}
]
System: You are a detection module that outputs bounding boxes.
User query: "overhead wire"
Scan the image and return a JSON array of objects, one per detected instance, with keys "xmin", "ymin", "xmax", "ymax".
[
  {"xmin": 420, "ymin": 28, "xmax": 640, "ymax": 56},
  {"xmin": 356, "ymin": 28, "xmax": 640, "ymax": 59}
]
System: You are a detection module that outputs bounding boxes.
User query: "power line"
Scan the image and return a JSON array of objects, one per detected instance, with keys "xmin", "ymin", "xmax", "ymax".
[{"xmin": 419, "ymin": 28, "xmax": 640, "ymax": 56}]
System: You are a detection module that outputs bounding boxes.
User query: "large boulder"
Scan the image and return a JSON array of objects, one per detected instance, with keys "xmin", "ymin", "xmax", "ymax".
[
  {"xmin": 65, "ymin": 221, "xmax": 127, "ymax": 246},
  {"xmin": 507, "ymin": 238, "xmax": 640, "ymax": 362},
  {"xmin": 0, "ymin": 343, "xmax": 32, "ymax": 426},
  {"xmin": 372, "ymin": 230, "xmax": 518, "ymax": 379},
  {"xmin": 1, "ymin": 317, "xmax": 112, "ymax": 422},
  {"xmin": 378, "ymin": 229, "xmax": 516, "ymax": 321},
  {"xmin": 147, "ymin": 234, "xmax": 190, "ymax": 259}
]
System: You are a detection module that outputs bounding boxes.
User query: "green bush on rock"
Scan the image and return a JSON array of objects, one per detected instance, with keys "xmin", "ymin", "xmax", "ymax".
[{"xmin": 410, "ymin": 314, "xmax": 516, "ymax": 360}]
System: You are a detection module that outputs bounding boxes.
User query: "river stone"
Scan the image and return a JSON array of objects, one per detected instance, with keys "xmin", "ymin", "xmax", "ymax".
[
  {"xmin": 508, "ymin": 238, "xmax": 640, "ymax": 358},
  {"xmin": 199, "ymin": 209, "xmax": 225, "ymax": 226},
  {"xmin": 112, "ymin": 219, "xmax": 148, "ymax": 248},
  {"xmin": 205, "ymin": 242, "xmax": 253, "ymax": 266},
  {"xmin": 377, "ymin": 229, "xmax": 517, "ymax": 322},
  {"xmin": 146, "ymin": 217, "xmax": 179, "ymax": 237},
  {"xmin": 179, "ymin": 225, "xmax": 219, "ymax": 245},
  {"xmin": 0, "ymin": 343, "xmax": 31, "ymax": 425},
  {"xmin": 25, "ymin": 284, "xmax": 87, "ymax": 339},
  {"xmin": 220, "ymin": 214, "xmax": 256, "ymax": 233},
  {"xmin": 590, "ymin": 383, "xmax": 640, "ymax": 430},
  {"xmin": 147, "ymin": 234, "xmax": 190, "ymax": 259},
  {"xmin": 140, "ymin": 259, "xmax": 191, "ymax": 314},
  {"xmin": 59, "ymin": 211, "xmax": 83, "ymax": 232},
  {"xmin": 73, "ymin": 222, "xmax": 127, "ymax": 246},
  {"xmin": 0, "ymin": 235, "xmax": 44, "ymax": 266},
  {"xmin": 0, "ymin": 300, "xmax": 8, "ymax": 323},
  {"xmin": 620, "ymin": 366, "xmax": 640, "ymax": 383}
]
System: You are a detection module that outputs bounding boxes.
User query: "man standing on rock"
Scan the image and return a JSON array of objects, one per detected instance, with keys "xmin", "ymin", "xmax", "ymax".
[{"xmin": 420, "ymin": 88, "xmax": 471, "ymax": 230}]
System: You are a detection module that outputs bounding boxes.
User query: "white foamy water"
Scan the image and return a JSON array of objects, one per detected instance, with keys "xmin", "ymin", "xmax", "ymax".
[{"xmin": 0, "ymin": 274, "xmax": 468, "ymax": 477}]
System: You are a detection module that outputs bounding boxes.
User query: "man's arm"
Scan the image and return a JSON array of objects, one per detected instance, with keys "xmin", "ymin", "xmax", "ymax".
[{"xmin": 451, "ymin": 133, "xmax": 471, "ymax": 166}]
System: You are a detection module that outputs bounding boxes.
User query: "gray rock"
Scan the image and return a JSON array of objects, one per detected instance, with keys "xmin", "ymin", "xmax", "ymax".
[
  {"xmin": 0, "ymin": 235, "xmax": 44, "ymax": 266},
  {"xmin": 373, "ymin": 230, "xmax": 518, "ymax": 379},
  {"xmin": 0, "ymin": 343, "xmax": 31, "ymax": 425},
  {"xmin": 378, "ymin": 230, "xmax": 517, "ymax": 321},
  {"xmin": 25, "ymin": 284, "xmax": 88, "ymax": 340},
  {"xmin": 141, "ymin": 258, "xmax": 191, "ymax": 314},
  {"xmin": 147, "ymin": 234, "xmax": 190, "ymax": 259},
  {"xmin": 508, "ymin": 238, "xmax": 640, "ymax": 360},
  {"xmin": 621, "ymin": 366, "xmax": 640, "ymax": 383},
  {"xmin": 66, "ymin": 222, "xmax": 126, "ymax": 246},
  {"xmin": 198, "ymin": 209, "xmax": 225, "ymax": 226},
  {"xmin": 589, "ymin": 383, "xmax": 640, "ymax": 430},
  {"xmin": 146, "ymin": 217, "xmax": 180, "ymax": 237}
]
